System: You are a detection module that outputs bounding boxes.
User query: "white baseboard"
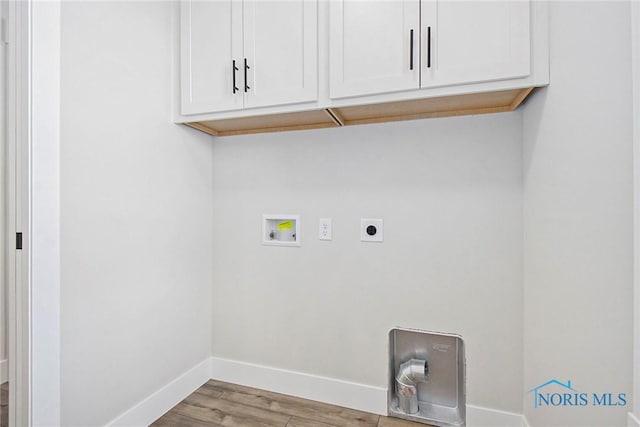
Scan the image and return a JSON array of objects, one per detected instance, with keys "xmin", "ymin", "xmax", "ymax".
[
  {"xmin": 105, "ymin": 358, "xmax": 211, "ymax": 427},
  {"xmin": 629, "ymin": 412, "xmax": 640, "ymax": 427},
  {"xmin": 466, "ymin": 404, "xmax": 527, "ymax": 427},
  {"xmin": 104, "ymin": 356, "xmax": 527, "ymax": 427},
  {"xmin": 0, "ymin": 359, "xmax": 6, "ymax": 383},
  {"xmin": 210, "ymin": 356, "xmax": 527, "ymax": 427},
  {"xmin": 210, "ymin": 356, "xmax": 387, "ymax": 415}
]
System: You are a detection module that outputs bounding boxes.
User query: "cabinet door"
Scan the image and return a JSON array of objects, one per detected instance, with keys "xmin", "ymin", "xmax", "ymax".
[
  {"xmin": 180, "ymin": 0, "xmax": 243, "ymax": 115},
  {"xmin": 243, "ymin": 0, "xmax": 318, "ymax": 109},
  {"xmin": 421, "ymin": 1, "xmax": 530, "ymax": 88},
  {"xmin": 329, "ymin": 0, "xmax": 420, "ymax": 99}
]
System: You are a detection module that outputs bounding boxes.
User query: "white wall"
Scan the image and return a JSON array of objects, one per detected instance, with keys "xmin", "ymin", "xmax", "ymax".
[
  {"xmin": 53, "ymin": 2, "xmax": 637, "ymax": 425},
  {"xmin": 210, "ymin": 113, "xmax": 524, "ymax": 413},
  {"xmin": 32, "ymin": 1, "xmax": 62, "ymax": 423},
  {"xmin": 632, "ymin": 1, "xmax": 640, "ymax": 423},
  {"xmin": 523, "ymin": 2, "xmax": 633, "ymax": 426},
  {"xmin": 0, "ymin": 0, "xmax": 6, "ymax": 373},
  {"xmin": 60, "ymin": 2, "xmax": 214, "ymax": 425}
]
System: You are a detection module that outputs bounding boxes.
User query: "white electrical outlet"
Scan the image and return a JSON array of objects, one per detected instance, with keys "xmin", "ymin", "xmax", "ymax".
[
  {"xmin": 319, "ymin": 218, "xmax": 332, "ymax": 240},
  {"xmin": 360, "ymin": 218, "xmax": 383, "ymax": 242}
]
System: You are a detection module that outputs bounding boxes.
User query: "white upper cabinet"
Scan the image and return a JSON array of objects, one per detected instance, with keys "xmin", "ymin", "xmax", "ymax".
[
  {"xmin": 421, "ymin": 1, "xmax": 530, "ymax": 88},
  {"xmin": 329, "ymin": 0, "xmax": 420, "ymax": 99},
  {"xmin": 180, "ymin": 0, "xmax": 318, "ymax": 116},
  {"xmin": 243, "ymin": 0, "xmax": 318, "ymax": 109},
  {"xmin": 180, "ymin": 0, "xmax": 242, "ymax": 115},
  {"xmin": 329, "ymin": 0, "xmax": 531, "ymax": 99},
  {"xmin": 177, "ymin": 0, "xmax": 548, "ymax": 133}
]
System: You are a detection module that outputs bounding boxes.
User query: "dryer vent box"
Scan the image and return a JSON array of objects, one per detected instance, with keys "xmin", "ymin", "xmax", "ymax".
[{"xmin": 388, "ymin": 328, "xmax": 466, "ymax": 426}]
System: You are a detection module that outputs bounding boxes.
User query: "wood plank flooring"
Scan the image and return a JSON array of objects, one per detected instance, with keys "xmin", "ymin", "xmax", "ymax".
[
  {"xmin": 152, "ymin": 380, "xmax": 428, "ymax": 427},
  {"xmin": 1, "ymin": 382, "xmax": 7, "ymax": 427}
]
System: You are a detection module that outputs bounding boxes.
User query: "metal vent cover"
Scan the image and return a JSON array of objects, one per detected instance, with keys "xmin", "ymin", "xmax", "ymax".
[{"xmin": 388, "ymin": 328, "xmax": 466, "ymax": 426}]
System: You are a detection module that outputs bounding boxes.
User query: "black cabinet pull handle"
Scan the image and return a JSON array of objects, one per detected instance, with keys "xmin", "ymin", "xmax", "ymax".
[
  {"xmin": 232, "ymin": 60, "xmax": 239, "ymax": 94},
  {"xmin": 427, "ymin": 26, "xmax": 432, "ymax": 68},
  {"xmin": 244, "ymin": 58, "xmax": 250, "ymax": 92},
  {"xmin": 409, "ymin": 29, "xmax": 414, "ymax": 70}
]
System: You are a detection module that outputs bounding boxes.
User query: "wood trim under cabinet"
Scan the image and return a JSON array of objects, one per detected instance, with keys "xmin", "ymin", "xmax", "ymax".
[
  {"xmin": 187, "ymin": 108, "xmax": 338, "ymax": 137},
  {"xmin": 216, "ymin": 122, "xmax": 336, "ymax": 137},
  {"xmin": 324, "ymin": 108, "xmax": 345, "ymax": 127},
  {"xmin": 185, "ymin": 122, "xmax": 220, "ymax": 137},
  {"xmin": 183, "ymin": 87, "xmax": 535, "ymax": 137},
  {"xmin": 508, "ymin": 87, "xmax": 534, "ymax": 110}
]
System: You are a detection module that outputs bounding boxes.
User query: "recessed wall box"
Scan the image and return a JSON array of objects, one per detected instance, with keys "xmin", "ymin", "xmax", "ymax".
[
  {"xmin": 389, "ymin": 328, "xmax": 466, "ymax": 426},
  {"xmin": 262, "ymin": 214, "xmax": 301, "ymax": 247}
]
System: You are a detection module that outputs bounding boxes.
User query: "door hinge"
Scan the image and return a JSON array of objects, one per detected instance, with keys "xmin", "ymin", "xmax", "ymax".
[{"xmin": 16, "ymin": 232, "xmax": 22, "ymax": 250}]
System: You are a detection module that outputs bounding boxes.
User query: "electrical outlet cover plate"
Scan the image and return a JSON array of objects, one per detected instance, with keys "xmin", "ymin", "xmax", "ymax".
[
  {"xmin": 361, "ymin": 218, "xmax": 383, "ymax": 242},
  {"xmin": 319, "ymin": 218, "xmax": 332, "ymax": 240}
]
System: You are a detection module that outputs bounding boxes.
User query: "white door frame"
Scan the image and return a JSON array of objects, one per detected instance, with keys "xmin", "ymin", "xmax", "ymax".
[
  {"xmin": 5, "ymin": 1, "xmax": 31, "ymax": 425},
  {"xmin": 5, "ymin": 1, "xmax": 61, "ymax": 426},
  {"xmin": 0, "ymin": 0, "xmax": 8, "ymax": 393}
]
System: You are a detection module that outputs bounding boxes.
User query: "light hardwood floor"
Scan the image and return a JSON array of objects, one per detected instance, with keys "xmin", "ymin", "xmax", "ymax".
[
  {"xmin": 1, "ymin": 382, "xmax": 7, "ymax": 427},
  {"xmin": 152, "ymin": 380, "xmax": 428, "ymax": 427}
]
